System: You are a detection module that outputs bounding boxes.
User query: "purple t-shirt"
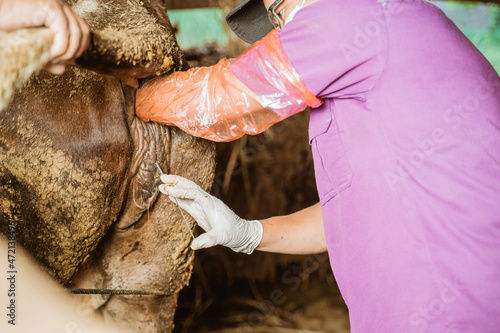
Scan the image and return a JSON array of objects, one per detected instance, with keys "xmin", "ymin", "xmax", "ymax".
[{"xmin": 276, "ymin": 0, "xmax": 500, "ymax": 332}]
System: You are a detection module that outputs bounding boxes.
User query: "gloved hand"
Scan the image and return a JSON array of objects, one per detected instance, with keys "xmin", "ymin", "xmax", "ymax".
[{"xmin": 159, "ymin": 175, "xmax": 263, "ymax": 255}]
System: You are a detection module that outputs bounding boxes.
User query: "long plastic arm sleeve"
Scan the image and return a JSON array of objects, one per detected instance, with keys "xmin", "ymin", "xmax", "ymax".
[{"xmin": 135, "ymin": 29, "xmax": 322, "ymax": 142}]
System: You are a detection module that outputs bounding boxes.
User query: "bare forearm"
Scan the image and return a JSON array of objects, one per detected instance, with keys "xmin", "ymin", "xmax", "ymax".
[{"xmin": 257, "ymin": 203, "xmax": 327, "ymax": 255}]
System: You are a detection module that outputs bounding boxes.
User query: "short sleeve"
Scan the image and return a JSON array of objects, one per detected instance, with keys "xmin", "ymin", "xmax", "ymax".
[{"xmin": 278, "ymin": 0, "xmax": 387, "ymax": 100}]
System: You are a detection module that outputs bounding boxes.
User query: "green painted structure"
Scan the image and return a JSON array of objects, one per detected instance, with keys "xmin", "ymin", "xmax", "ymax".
[{"xmin": 169, "ymin": 3, "xmax": 499, "ymax": 72}]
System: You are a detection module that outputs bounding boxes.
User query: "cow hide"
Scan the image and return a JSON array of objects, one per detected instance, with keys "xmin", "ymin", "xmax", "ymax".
[{"xmin": 0, "ymin": 0, "xmax": 215, "ymax": 331}]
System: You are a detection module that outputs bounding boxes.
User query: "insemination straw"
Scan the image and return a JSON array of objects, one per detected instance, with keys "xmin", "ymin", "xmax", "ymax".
[
  {"xmin": 155, "ymin": 163, "xmax": 195, "ymax": 240},
  {"xmin": 173, "ymin": 196, "xmax": 195, "ymax": 239}
]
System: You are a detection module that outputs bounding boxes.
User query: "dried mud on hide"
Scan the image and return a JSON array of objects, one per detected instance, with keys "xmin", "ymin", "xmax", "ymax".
[{"xmin": 174, "ymin": 44, "xmax": 349, "ymax": 333}]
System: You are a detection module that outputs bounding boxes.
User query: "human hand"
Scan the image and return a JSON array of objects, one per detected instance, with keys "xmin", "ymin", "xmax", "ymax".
[
  {"xmin": 159, "ymin": 175, "xmax": 263, "ymax": 254},
  {"xmin": 0, "ymin": 0, "xmax": 90, "ymax": 74}
]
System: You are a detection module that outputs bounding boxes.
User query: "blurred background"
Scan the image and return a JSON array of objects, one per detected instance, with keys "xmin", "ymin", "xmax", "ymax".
[
  {"xmin": 167, "ymin": 0, "xmax": 500, "ymax": 72},
  {"xmin": 166, "ymin": 1, "xmax": 500, "ymax": 332}
]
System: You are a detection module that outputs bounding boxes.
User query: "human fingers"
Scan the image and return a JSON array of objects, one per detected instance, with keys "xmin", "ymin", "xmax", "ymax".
[
  {"xmin": 162, "ymin": 187, "xmax": 200, "ymax": 200},
  {"xmin": 44, "ymin": 1, "xmax": 70, "ymax": 59},
  {"xmin": 160, "ymin": 174, "xmax": 181, "ymax": 186},
  {"xmin": 162, "ymin": 186, "xmax": 212, "ymax": 213},
  {"xmin": 160, "ymin": 187, "xmax": 213, "ymax": 231},
  {"xmin": 57, "ymin": 5, "xmax": 84, "ymax": 61},
  {"xmin": 43, "ymin": 63, "xmax": 66, "ymax": 75},
  {"xmin": 191, "ymin": 231, "xmax": 222, "ymax": 250},
  {"xmin": 160, "ymin": 174, "xmax": 200, "ymax": 189},
  {"xmin": 166, "ymin": 187, "xmax": 214, "ymax": 213},
  {"xmin": 75, "ymin": 14, "xmax": 90, "ymax": 58}
]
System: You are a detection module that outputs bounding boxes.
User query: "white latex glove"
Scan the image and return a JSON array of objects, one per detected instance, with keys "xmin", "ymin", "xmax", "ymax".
[{"xmin": 159, "ymin": 175, "xmax": 263, "ymax": 254}]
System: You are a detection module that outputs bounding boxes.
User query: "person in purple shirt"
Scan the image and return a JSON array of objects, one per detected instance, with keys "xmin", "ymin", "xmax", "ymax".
[{"xmin": 135, "ymin": 0, "xmax": 500, "ymax": 331}]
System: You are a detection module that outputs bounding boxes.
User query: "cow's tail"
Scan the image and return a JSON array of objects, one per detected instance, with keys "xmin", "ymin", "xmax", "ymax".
[{"xmin": 0, "ymin": 28, "xmax": 53, "ymax": 112}]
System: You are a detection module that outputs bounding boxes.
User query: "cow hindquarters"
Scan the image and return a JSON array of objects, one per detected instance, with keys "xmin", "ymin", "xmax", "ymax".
[{"xmin": 72, "ymin": 119, "xmax": 215, "ymax": 332}]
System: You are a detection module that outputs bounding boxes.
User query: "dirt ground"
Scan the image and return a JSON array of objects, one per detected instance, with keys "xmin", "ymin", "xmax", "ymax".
[{"xmin": 173, "ymin": 45, "xmax": 351, "ymax": 333}]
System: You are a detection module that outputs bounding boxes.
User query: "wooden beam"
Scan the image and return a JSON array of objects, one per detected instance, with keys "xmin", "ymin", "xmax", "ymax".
[
  {"xmin": 164, "ymin": 0, "xmax": 238, "ymax": 9},
  {"xmin": 164, "ymin": 0, "xmax": 211, "ymax": 9},
  {"xmin": 163, "ymin": 0, "xmax": 500, "ymax": 10}
]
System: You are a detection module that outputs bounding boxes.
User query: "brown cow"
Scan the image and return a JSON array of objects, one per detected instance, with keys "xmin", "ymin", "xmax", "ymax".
[{"xmin": 0, "ymin": 0, "xmax": 215, "ymax": 331}]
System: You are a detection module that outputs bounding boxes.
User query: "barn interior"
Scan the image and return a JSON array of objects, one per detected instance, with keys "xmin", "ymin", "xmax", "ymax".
[{"xmin": 0, "ymin": 0, "xmax": 498, "ymax": 332}]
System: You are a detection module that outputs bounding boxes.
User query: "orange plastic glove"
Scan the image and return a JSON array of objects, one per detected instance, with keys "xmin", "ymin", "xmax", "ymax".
[{"xmin": 136, "ymin": 29, "xmax": 322, "ymax": 142}]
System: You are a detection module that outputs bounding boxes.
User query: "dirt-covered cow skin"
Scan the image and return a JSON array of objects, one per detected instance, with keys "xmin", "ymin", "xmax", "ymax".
[{"xmin": 0, "ymin": 1, "xmax": 215, "ymax": 331}]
